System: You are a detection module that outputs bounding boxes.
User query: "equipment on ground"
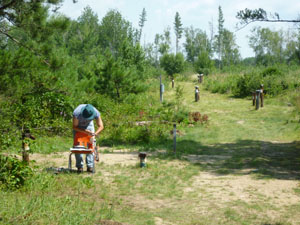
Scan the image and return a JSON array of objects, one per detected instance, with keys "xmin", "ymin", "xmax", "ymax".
[{"xmin": 68, "ymin": 132, "xmax": 99, "ymax": 173}]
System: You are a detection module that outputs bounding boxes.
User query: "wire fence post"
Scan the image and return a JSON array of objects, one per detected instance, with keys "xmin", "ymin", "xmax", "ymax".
[
  {"xmin": 195, "ymin": 86, "xmax": 199, "ymax": 102},
  {"xmin": 160, "ymin": 74, "xmax": 164, "ymax": 103},
  {"xmin": 173, "ymin": 123, "xmax": 176, "ymax": 154},
  {"xmin": 255, "ymin": 90, "xmax": 260, "ymax": 110}
]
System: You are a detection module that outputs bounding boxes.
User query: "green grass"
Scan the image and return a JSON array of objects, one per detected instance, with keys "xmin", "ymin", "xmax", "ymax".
[
  {"xmin": 1, "ymin": 75, "xmax": 300, "ymax": 225},
  {"xmin": 33, "ymin": 136, "xmax": 73, "ymax": 154}
]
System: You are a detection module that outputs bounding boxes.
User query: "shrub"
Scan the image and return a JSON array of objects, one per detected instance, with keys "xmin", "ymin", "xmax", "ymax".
[
  {"xmin": 189, "ymin": 112, "xmax": 201, "ymax": 122},
  {"xmin": 189, "ymin": 112, "xmax": 209, "ymax": 124},
  {"xmin": 0, "ymin": 155, "xmax": 33, "ymax": 190},
  {"xmin": 194, "ymin": 51, "xmax": 213, "ymax": 75},
  {"xmin": 261, "ymin": 67, "xmax": 282, "ymax": 77},
  {"xmin": 160, "ymin": 53, "xmax": 185, "ymax": 79},
  {"xmin": 205, "ymin": 66, "xmax": 300, "ymax": 98}
]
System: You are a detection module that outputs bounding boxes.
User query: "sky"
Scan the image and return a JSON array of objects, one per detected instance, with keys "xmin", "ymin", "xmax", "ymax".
[{"xmin": 57, "ymin": 0, "xmax": 300, "ymax": 58}]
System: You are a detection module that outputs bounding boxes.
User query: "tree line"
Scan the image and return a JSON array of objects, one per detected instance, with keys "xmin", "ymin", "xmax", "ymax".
[{"xmin": 0, "ymin": 0, "xmax": 299, "ymax": 148}]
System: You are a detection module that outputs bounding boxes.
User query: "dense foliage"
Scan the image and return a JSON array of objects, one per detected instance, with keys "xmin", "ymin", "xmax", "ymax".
[
  {"xmin": 204, "ymin": 66, "xmax": 300, "ymax": 97},
  {"xmin": 160, "ymin": 53, "xmax": 185, "ymax": 79},
  {"xmin": 0, "ymin": 2, "xmax": 299, "ymax": 155},
  {"xmin": 0, "ymin": 155, "xmax": 33, "ymax": 189}
]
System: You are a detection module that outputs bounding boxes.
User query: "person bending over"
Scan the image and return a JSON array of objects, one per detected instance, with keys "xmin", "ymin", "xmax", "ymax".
[{"xmin": 73, "ymin": 104, "xmax": 104, "ymax": 173}]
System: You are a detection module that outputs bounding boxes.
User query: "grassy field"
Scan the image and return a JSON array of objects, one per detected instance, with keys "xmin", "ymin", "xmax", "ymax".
[{"xmin": 1, "ymin": 76, "xmax": 300, "ymax": 225}]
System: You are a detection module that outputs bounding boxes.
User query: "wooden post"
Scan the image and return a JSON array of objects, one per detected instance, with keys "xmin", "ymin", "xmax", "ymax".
[
  {"xmin": 22, "ymin": 142, "xmax": 30, "ymax": 163},
  {"xmin": 138, "ymin": 152, "xmax": 147, "ymax": 167},
  {"xmin": 200, "ymin": 74, "xmax": 204, "ymax": 83},
  {"xmin": 255, "ymin": 90, "xmax": 260, "ymax": 110},
  {"xmin": 252, "ymin": 92, "xmax": 256, "ymax": 106},
  {"xmin": 172, "ymin": 79, "xmax": 174, "ymax": 88},
  {"xmin": 173, "ymin": 124, "xmax": 176, "ymax": 154},
  {"xmin": 195, "ymin": 86, "xmax": 199, "ymax": 102},
  {"xmin": 21, "ymin": 130, "xmax": 35, "ymax": 163},
  {"xmin": 260, "ymin": 84, "xmax": 264, "ymax": 107}
]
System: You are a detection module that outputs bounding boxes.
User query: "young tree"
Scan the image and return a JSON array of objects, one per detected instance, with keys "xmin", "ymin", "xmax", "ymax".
[
  {"xmin": 160, "ymin": 53, "xmax": 184, "ymax": 79},
  {"xmin": 214, "ymin": 6, "xmax": 224, "ymax": 69},
  {"xmin": 184, "ymin": 26, "xmax": 211, "ymax": 63},
  {"xmin": 154, "ymin": 34, "xmax": 160, "ymax": 66},
  {"xmin": 65, "ymin": 6, "xmax": 100, "ymax": 58},
  {"xmin": 194, "ymin": 51, "xmax": 213, "ymax": 75},
  {"xmin": 284, "ymin": 29, "xmax": 300, "ymax": 64},
  {"xmin": 0, "ymin": 0, "xmax": 70, "ymax": 66},
  {"xmin": 158, "ymin": 27, "xmax": 171, "ymax": 55},
  {"xmin": 221, "ymin": 29, "xmax": 240, "ymax": 66},
  {"xmin": 249, "ymin": 27, "xmax": 285, "ymax": 65},
  {"xmin": 138, "ymin": 8, "xmax": 147, "ymax": 43},
  {"xmin": 95, "ymin": 51, "xmax": 145, "ymax": 99},
  {"xmin": 144, "ymin": 43, "xmax": 155, "ymax": 65},
  {"xmin": 174, "ymin": 12, "xmax": 183, "ymax": 54},
  {"xmin": 99, "ymin": 9, "xmax": 138, "ymax": 57}
]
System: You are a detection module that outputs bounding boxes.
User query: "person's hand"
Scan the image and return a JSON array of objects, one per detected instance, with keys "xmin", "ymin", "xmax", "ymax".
[{"xmin": 85, "ymin": 130, "xmax": 94, "ymax": 136}]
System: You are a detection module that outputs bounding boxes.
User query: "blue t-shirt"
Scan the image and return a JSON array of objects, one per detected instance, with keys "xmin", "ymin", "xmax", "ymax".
[{"xmin": 73, "ymin": 104, "xmax": 100, "ymax": 132}]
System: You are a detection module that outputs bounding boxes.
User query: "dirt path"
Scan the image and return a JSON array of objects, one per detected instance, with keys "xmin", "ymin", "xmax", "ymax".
[
  {"xmin": 30, "ymin": 150, "xmax": 139, "ymax": 168},
  {"xmin": 31, "ymin": 150, "xmax": 300, "ymax": 210}
]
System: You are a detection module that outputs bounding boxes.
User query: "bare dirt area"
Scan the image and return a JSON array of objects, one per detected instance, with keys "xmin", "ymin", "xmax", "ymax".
[
  {"xmin": 29, "ymin": 150, "xmax": 139, "ymax": 169},
  {"xmin": 184, "ymin": 171, "xmax": 300, "ymax": 207},
  {"xmin": 28, "ymin": 150, "xmax": 300, "ymax": 224}
]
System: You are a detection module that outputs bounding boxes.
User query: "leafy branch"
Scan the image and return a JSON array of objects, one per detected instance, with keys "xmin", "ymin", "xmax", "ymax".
[
  {"xmin": 236, "ymin": 8, "xmax": 300, "ymax": 31},
  {"xmin": 0, "ymin": 28, "xmax": 51, "ymax": 66}
]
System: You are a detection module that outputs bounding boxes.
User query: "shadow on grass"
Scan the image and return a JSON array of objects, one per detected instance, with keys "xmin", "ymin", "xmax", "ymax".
[{"xmin": 155, "ymin": 139, "xmax": 300, "ymax": 180}]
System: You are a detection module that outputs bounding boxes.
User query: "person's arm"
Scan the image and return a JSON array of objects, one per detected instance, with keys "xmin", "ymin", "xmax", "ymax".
[
  {"xmin": 94, "ymin": 116, "xmax": 104, "ymax": 136},
  {"xmin": 73, "ymin": 117, "xmax": 94, "ymax": 135}
]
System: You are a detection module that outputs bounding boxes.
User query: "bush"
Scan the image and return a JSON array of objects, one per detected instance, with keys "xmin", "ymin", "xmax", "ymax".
[
  {"xmin": 160, "ymin": 53, "xmax": 185, "ymax": 79},
  {"xmin": 0, "ymin": 155, "xmax": 33, "ymax": 190},
  {"xmin": 0, "ymin": 88, "xmax": 73, "ymax": 149},
  {"xmin": 194, "ymin": 51, "xmax": 213, "ymax": 75},
  {"xmin": 233, "ymin": 72, "xmax": 262, "ymax": 97},
  {"xmin": 189, "ymin": 112, "xmax": 209, "ymax": 124},
  {"xmin": 205, "ymin": 66, "xmax": 300, "ymax": 98},
  {"xmin": 261, "ymin": 67, "xmax": 282, "ymax": 77}
]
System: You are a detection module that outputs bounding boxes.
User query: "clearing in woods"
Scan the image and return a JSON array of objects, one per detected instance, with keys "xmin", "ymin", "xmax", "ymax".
[{"xmin": 3, "ymin": 77, "xmax": 300, "ymax": 225}]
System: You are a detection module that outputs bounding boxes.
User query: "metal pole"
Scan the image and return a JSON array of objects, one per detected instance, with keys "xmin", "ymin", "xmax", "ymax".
[
  {"xmin": 195, "ymin": 86, "xmax": 199, "ymax": 102},
  {"xmin": 68, "ymin": 153, "xmax": 73, "ymax": 170},
  {"xmin": 160, "ymin": 74, "xmax": 163, "ymax": 102},
  {"xmin": 173, "ymin": 124, "xmax": 176, "ymax": 154},
  {"xmin": 256, "ymin": 90, "xmax": 260, "ymax": 110}
]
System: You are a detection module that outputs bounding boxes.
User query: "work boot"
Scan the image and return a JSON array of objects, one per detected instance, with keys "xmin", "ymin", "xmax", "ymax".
[
  {"xmin": 87, "ymin": 167, "xmax": 93, "ymax": 173},
  {"xmin": 77, "ymin": 168, "xmax": 83, "ymax": 173}
]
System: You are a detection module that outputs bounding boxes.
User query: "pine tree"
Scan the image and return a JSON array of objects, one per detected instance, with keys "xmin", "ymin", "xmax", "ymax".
[
  {"xmin": 174, "ymin": 12, "xmax": 183, "ymax": 54},
  {"xmin": 215, "ymin": 6, "xmax": 224, "ymax": 69},
  {"xmin": 138, "ymin": 8, "xmax": 147, "ymax": 43}
]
